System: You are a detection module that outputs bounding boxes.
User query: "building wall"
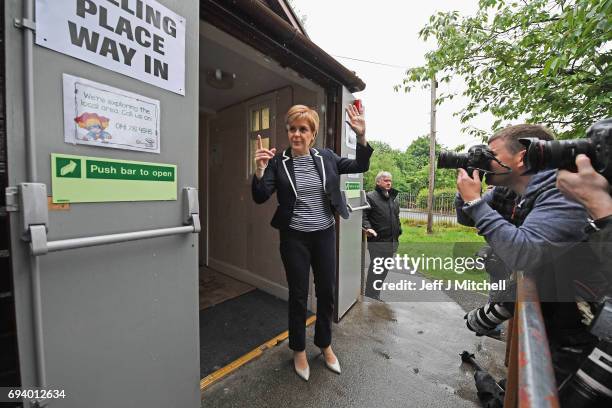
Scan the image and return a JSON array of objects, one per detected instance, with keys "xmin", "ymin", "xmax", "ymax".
[{"xmin": 4, "ymin": 1, "xmax": 201, "ymax": 406}]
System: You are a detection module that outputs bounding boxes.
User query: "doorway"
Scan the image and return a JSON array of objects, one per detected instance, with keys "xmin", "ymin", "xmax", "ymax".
[{"xmin": 197, "ymin": 21, "xmax": 325, "ymax": 379}]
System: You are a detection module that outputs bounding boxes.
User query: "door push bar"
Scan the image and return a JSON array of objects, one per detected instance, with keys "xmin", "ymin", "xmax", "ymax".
[
  {"xmin": 343, "ymin": 190, "xmax": 371, "ymax": 212},
  {"xmin": 14, "ymin": 183, "xmax": 200, "ymax": 256}
]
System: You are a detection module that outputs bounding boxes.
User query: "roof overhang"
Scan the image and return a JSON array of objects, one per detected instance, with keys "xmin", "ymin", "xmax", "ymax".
[
  {"xmin": 262, "ymin": 0, "xmax": 309, "ymax": 39},
  {"xmin": 200, "ymin": 0, "xmax": 366, "ymax": 93}
]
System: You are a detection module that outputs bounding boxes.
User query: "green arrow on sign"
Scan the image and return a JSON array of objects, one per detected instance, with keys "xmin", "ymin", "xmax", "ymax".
[
  {"xmin": 60, "ymin": 160, "xmax": 78, "ymax": 176},
  {"xmin": 55, "ymin": 157, "xmax": 82, "ymax": 179}
]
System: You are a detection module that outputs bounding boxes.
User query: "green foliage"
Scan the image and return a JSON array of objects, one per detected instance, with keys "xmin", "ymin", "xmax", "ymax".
[
  {"xmin": 397, "ymin": 0, "xmax": 612, "ymax": 139},
  {"xmin": 409, "ymin": 165, "xmax": 457, "ymax": 192},
  {"xmin": 365, "ymin": 139, "xmax": 458, "ymax": 192},
  {"xmin": 363, "ymin": 141, "xmax": 406, "ymax": 191}
]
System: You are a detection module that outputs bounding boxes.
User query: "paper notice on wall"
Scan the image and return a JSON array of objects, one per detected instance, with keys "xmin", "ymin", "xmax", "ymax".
[
  {"xmin": 346, "ymin": 153, "xmax": 360, "ymax": 178},
  {"xmin": 63, "ymin": 74, "xmax": 161, "ymax": 153}
]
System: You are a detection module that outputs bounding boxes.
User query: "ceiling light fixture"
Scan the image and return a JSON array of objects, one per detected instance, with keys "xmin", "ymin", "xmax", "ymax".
[{"xmin": 205, "ymin": 68, "xmax": 236, "ymax": 90}]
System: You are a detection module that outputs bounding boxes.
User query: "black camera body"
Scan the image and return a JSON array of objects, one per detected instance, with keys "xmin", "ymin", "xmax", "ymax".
[
  {"xmin": 520, "ymin": 118, "xmax": 612, "ymax": 182},
  {"xmin": 437, "ymin": 144, "xmax": 494, "ymax": 175}
]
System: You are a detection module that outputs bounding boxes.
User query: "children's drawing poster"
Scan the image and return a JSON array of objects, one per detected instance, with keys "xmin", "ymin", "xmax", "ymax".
[{"xmin": 62, "ymin": 74, "xmax": 161, "ymax": 153}]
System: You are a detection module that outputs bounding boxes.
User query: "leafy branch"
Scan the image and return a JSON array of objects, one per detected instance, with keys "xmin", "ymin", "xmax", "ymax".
[{"xmin": 397, "ymin": 0, "xmax": 612, "ymax": 139}]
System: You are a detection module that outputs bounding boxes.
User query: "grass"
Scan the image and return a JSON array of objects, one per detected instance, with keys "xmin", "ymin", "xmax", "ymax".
[
  {"xmin": 398, "ymin": 219, "xmax": 486, "ymax": 243},
  {"xmin": 396, "ymin": 219, "xmax": 488, "ymax": 284}
]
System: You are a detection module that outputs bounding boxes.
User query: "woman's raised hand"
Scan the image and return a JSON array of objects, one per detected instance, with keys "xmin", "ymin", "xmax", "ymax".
[
  {"xmin": 254, "ymin": 135, "xmax": 276, "ymax": 178},
  {"xmin": 346, "ymin": 103, "xmax": 366, "ymax": 139}
]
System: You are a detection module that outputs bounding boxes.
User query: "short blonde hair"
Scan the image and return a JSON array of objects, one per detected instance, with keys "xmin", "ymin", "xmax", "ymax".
[{"xmin": 285, "ymin": 105, "xmax": 319, "ymax": 146}]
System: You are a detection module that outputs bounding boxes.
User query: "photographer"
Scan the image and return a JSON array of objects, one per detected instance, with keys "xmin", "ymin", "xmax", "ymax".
[
  {"xmin": 557, "ymin": 154, "xmax": 612, "ymax": 269},
  {"xmin": 452, "ymin": 124, "xmax": 599, "ymax": 384},
  {"xmin": 556, "ymin": 155, "xmax": 612, "ymax": 407}
]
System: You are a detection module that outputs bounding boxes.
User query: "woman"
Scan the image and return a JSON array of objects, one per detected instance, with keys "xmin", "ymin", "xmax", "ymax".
[{"xmin": 252, "ymin": 104, "xmax": 372, "ymax": 381}]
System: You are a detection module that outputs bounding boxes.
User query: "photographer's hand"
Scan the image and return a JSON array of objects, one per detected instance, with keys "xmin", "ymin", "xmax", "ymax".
[
  {"xmin": 457, "ymin": 169, "xmax": 482, "ymax": 202},
  {"xmin": 557, "ymin": 154, "xmax": 612, "ymax": 219}
]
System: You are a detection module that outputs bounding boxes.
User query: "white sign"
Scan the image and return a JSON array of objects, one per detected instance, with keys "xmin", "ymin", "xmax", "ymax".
[
  {"xmin": 63, "ymin": 74, "xmax": 161, "ymax": 153},
  {"xmin": 36, "ymin": 0, "xmax": 186, "ymax": 95}
]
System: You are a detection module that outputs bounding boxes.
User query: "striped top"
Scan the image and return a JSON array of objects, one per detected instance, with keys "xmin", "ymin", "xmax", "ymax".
[{"xmin": 289, "ymin": 155, "xmax": 335, "ymax": 232}]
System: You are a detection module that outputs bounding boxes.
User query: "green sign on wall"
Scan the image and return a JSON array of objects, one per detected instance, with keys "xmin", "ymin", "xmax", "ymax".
[
  {"xmin": 51, "ymin": 153, "xmax": 177, "ymax": 203},
  {"xmin": 345, "ymin": 181, "xmax": 361, "ymax": 199}
]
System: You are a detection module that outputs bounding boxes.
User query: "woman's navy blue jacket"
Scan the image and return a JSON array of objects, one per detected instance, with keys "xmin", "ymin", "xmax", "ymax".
[{"xmin": 252, "ymin": 143, "xmax": 374, "ymax": 230}]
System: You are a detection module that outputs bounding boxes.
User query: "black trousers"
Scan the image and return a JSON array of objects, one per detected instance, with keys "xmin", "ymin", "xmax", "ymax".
[
  {"xmin": 364, "ymin": 241, "xmax": 398, "ymax": 299},
  {"xmin": 279, "ymin": 226, "xmax": 336, "ymax": 351}
]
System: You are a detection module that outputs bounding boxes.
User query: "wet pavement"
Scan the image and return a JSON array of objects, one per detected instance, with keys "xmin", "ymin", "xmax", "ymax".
[{"xmin": 201, "ymin": 287, "xmax": 507, "ymax": 408}]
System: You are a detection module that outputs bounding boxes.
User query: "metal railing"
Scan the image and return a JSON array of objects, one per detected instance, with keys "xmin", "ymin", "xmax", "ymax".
[
  {"xmin": 362, "ymin": 190, "xmax": 459, "ymax": 225},
  {"xmin": 504, "ymin": 272, "xmax": 560, "ymax": 408},
  {"xmin": 398, "ymin": 209, "xmax": 458, "ymax": 225},
  {"xmin": 396, "ymin": 191, "xmax": 456, "ymax": 214}
]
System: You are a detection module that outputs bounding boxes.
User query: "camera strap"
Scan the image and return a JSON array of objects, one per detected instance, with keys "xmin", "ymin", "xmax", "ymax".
[
  {"xmin": 488, "ymin": 154, "xmax": 513, "ymax": 175},
  {"xmin": 473, "ymin": 154, "xmax": 513, "ymax": 176}
]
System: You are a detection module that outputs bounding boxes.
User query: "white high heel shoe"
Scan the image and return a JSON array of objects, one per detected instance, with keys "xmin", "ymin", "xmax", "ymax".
[
  {"xmin": 320, "ymin": 348, "xmax": 341, "ymax": 374},
  {"xmin": 293, "ymin": 355, "xmax": 310, "ymax": 381},
  {"xmin": 294, "ymin": 363, "xmax": 310, "ymax": 381}
]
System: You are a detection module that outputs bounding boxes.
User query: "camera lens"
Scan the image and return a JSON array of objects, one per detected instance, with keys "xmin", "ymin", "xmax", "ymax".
[
  {"xmin": 558, "ymin": 340, "xmax": 612, "ymax": 407},
  {"xmin": 438, "ymin": 145, "xmax": 493, "ymax": 173},
  {"xmin": 523, "ymin": 139, "xmax": 595, "ymax": 172},
  {"xmin": 437, "ymin": 151, "xmax": 469, "ymax": 169},
  {"xmin": 465, "ymin": 302, "xmax": 513, "ymax": 334}
]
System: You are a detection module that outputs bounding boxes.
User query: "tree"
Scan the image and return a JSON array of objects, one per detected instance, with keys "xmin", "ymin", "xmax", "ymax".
[
  {"xmin": 363, "ymin": 138, "xmax": 457, "ymax": 192},
  {"xmin": 397, "ymin": 0, "xmax": 611, "ymax": 139},
  {"xmin": 363, "ymin": 141, "xmax": 406, "ymax": 191},
  {"xmin": 404, "ymin": 135, "xmax": 432, "ymax": 169},
  {"xmin": 401, "ymin": 136, "xmax": 457, "ymax": 191}
]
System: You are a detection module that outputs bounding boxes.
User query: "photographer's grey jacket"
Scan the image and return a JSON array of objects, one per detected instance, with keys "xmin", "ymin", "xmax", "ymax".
[
  {"xmin": 252, "ymin": 143, "xmax": 373, "ymax": 230},
  {"xmin": 455, "ymin": 170, "xmax": 589, "ymax": 273}
]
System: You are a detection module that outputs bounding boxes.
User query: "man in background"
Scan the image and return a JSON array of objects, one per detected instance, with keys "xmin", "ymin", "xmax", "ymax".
[{"xmin": 363, "ymin": 171, "xmax": 402, "ymax": 300}]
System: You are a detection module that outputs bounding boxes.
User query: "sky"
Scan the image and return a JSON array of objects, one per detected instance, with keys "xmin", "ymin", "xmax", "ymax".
[{"xmin": 291, "ymin": 0, "xmax": 496, "ymax": 151}]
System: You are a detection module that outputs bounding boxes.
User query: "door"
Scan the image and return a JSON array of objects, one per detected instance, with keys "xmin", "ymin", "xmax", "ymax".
[
  {"xmin": 207, "ymin": 90, "xmax": 288, "ymax": 298},
  {"xmin": 335, "ymin": 86, "xmax": 368, "ymax": 321},
  {"xmin": 4, "ymin": 1, "xmax": 200, "ymax": 406}
]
